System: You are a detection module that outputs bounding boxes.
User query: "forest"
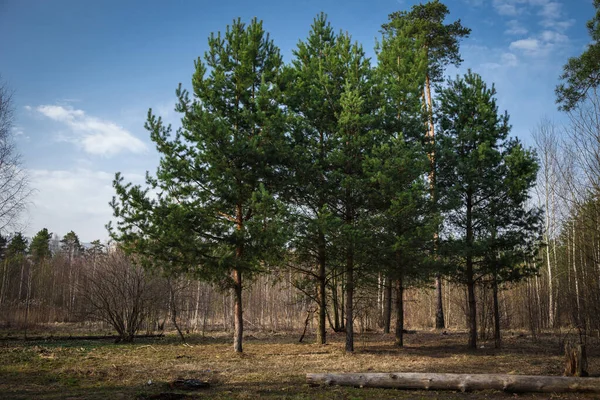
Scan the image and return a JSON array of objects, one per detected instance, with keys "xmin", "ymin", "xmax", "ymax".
[{"xmin": 1, "ymin": 0, "xmax": 600, "ymax": 398}]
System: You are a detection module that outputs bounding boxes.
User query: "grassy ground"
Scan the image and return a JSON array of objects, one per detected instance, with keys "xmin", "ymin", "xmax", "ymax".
[{"xmin": 0, "ymin": 328, "xmax": 598, "ymax": 399}]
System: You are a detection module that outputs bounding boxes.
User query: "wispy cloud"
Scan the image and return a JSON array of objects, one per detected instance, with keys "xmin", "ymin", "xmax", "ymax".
[
  {"xmin": 509, "ymin": 29, "xmax": 568, "ymax": 57},
  {"xmin": 501, "ymin": 52, "xmax": 519, "ymax": 67},
  {"xmin": 35, "ymin": 105, "xmax": 147, "ymax": 156},
  {"xmin": 505, "ymin": 19, "xmax": 528, "ymax": 35},
  {"xmin": 538, "ymin": 1, "xmax": 561, "ymax": 20},
  {"xmin": 495, "ymin": 0, "xmax": 571, "ymax": 34},
  {"xmin": 510, "ymin": 38, "xmax": 542, "ymax": 52},
  {"xmin": 493, "ymin": 0, "xmax": 521, "ymax": 16}
]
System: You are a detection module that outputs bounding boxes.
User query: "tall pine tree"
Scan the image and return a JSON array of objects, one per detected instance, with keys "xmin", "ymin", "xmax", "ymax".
[
  {"xmin": 110, "ymin": 18, "xmax": 289, "ymax": 353},
  {"xmin": 382, "ymin": 0, "xmax": 470, "ymax": 330},
  {"xmin": 436, "ymin": 71, "xmax": 520, "ymax": 349}
]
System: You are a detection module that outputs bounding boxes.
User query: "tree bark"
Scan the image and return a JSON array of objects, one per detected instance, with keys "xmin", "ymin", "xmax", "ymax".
[
  {"xmin": 466, "ymin": 191, "xmax": 477, "ymax": 349},
  {"xmin": 435, "ymin": 274, "xmax": 445, "ymax": 329},
  {"xmin": 317, "ymin": 230, "xmax": 327, "ymax": 345},
  {"xmin": 492, "ymin": 273, "xmax": 501, "ymax": 349},
  {"xmin": 394, "ymin": 275, "xmax": 404, "ymax": 347},
  {"xmin": 306, "ymin": 372, "xmax": 600, "ymax": 393},
  {"xmin": 345, "ymin": 249, "xmax": 354, "ymax": 353},
  {"xmin": 383, "ymin": 276, "xmax": 392, "ymax": 334},
  {"xmin": 232, "ymin": 268, "xmax": 243, "ymax": 353},
  {"xmin": 233, "ymin": 203, "xmax": 244, "ymax": 353}
]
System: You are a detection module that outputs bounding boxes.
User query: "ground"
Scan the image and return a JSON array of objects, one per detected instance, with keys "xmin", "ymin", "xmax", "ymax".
[{"xmin": 0, "ymin": 327, "xmax": 598, "ymax": 399}]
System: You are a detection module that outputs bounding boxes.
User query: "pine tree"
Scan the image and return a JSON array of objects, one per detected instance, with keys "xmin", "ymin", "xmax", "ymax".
[
  {"xmin": 285, "ymin": 13, "xmax": 341, "ymax": 345},
  {"xmin": 30, "ymin": 228, "xmax": 52, "ymax": 263},
  {"xmin": 61, "ymin": 231, "xmax": 83, "ymax": 263},
  {"xmin": 373, "ymin": 14, "xmax": 435, "ymax": 343},
  {"xmin": 483, "ymin": 140, "xmax": 542, "ymax": 348},
  {"xmin": 110, "ymin": 18, "xmax": 289, "ymax": 353},
  {"xmin": 556, "ymin": 0, "xmax": 600, "ymax": 111},
  {"xmin": 436, "ymin": 71, "xmax": 515, "ymax": 349},
  {"xmin": 382, "ymin": 0, "xmax": 470, "ymax": 330}
]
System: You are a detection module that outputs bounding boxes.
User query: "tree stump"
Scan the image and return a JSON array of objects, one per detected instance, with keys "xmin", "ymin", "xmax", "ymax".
[{"xmin": 564, "ymin": 343, "xmax": 588, "ymax": 377}]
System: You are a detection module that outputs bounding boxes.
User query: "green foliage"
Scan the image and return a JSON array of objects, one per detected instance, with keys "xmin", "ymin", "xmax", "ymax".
[
  {"xmin": 382, "ymin": 0, "xmax": 471, "ymax": 84},
  {"xmin": 29, "ymin": 228, "xmax": 52, "ymax": 263},
  {"xmin": 6, "ymin": 232, "xmax": 26, "ymax": 258},
  {"xmin": 110, "ymin": 17, "xmax": 290, "ymax": 286},
  {"xmin": 371, "ymin": 21, "xmax": 437, "ymax": 284},
  {"xmin": 60, "ymin": 231, "xmax": 83, "ymax": 259},
  {"xmin": 556, "ymin": 0, "xmax": 600, "ymax": 111},
  {"xmin": 436, "ymin": 70, "xmax": 541, "ymax": 282}
]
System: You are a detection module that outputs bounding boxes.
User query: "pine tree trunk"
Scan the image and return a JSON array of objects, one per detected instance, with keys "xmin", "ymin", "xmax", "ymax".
[
  {"xmin": 383, "ymin": 276, "xmax": 392, "ymax": 334},
  {"xmin": 395, "ymin": 276, "xmax": 404, "ymax": 347},
  {"xmin": 331, "ymin": 275, "xmax": 341, "ymax": 332},
  {"xmin": 493, "ymin": 273, "xmax": 501, "ymax": 348},
  {"xmin": 466, "ymin": 192, "xmax": 477, "ymax": 349},
  {"xmin": 232, "ymin": 268, "xmax": 243, "ymax": 353},
  {"xmin": 345, "ymin": 250, "xmax": 354, "ymax": 353},
  {"xmin": 233, "ymin": 203, "xmax": 244, "ymax": 353},
  {"xmin": 435, "ymin": 274, "xmax": 445, "ymax": 329},
  {"xmin": 317, "ymin": 230, "xmax": 327, "ymax": 345}
]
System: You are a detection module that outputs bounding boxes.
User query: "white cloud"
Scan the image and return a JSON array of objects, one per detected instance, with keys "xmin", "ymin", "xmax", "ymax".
[
  {"xmin": 540, "ymin": 30, "xmax": 568, "ymax": 43},
  {"xmin": 501, "ymin": 52, "xmax": 519, "ymax": 66},
  {"xmin": 36, "ymin": 105, "xmax": 147, "ymax": 156},
  {"xmin": 23, "ymin": 105, "xmax": 32, "ymax": 111},
  {"xmin": 505, "ymin": 19, "xmax": 528, "ymax": 35},
  {"xmin": 539, "ymin": 1, "xmax": 561, "ymax": 20},
  {"xmin": 27, "ymin": 168, "xmax": 145, "ymax": 242},
  {"xmin": 510, "ymin": 38, "xmax": 541, "ymax": 52},
  {"xmin": 494, "ymin": 1, "xmax": 521, "ymax": 16},
  {"xmin": 494, "ymin": 0, "xmax": 572, "ymax": 34},
  {"xmin": 541, "ymin": 18, "xmax": 574, "ymax": 31},
  {"xmin": 509, "ymin": 26, "xmax": 569, "ymax": 57}
]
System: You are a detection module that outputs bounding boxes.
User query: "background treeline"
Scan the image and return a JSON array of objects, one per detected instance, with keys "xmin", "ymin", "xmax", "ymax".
[{"xmin": 0, "ymin": 226, "xmax": 596, "ymax": 345}]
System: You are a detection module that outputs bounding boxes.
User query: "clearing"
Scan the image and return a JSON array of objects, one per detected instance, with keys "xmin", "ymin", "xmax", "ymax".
[{"xmin": 0, "ymin": 328, "xmax": 598, "ymax": 399}]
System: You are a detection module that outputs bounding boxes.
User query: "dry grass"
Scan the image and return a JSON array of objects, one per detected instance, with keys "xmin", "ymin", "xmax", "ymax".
[{"xmin": 0, "ymin": 329, "xmax": 598, "ymax": 399}]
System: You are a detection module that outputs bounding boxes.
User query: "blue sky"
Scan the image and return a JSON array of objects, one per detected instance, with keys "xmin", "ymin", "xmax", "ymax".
[{"xmin": 0, "ymin": 0, "xmax": 594, "ymax": 242}]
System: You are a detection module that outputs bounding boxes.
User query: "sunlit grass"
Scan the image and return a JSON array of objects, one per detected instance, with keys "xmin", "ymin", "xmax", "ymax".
[{"xmin": 0, "ymin": 329, "xmax": 597, "ymax": 399}]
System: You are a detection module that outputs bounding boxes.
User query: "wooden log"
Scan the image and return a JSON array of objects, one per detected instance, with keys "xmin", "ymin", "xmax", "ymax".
[
  {"xmin": 306, "ymin": 372, "xmax": 600, "ymax": 393},
  {"xmin": 0, "ymin": 333, "xmax": 164, "ymax": 341}
]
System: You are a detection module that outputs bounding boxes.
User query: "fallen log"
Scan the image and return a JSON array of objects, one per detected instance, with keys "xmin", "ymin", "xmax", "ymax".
[
  {"xmin": 0, "ymin": 333, "xmax": 164, "ymax": 341},
  {"xmin": 306, "ymin": 372, "xmax": 600, "ymax": 393}
]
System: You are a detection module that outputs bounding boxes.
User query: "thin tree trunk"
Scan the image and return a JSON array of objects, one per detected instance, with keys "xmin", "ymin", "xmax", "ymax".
[
  {"xmin": 168, "ymin": 278, "xmax": 185, "ymax": 342},
  {"xmin": 493, "ymin": 273, "xmax": 501, "ymax": 348},
  {"xmin": 573, "ymin": 221, "xmax": 581, "ymax": 325},
  {"xmin": 0, "ymin": 259, "xmax": 7, "ymax": 307},
  {"xmin": 18, "ymin": 260, "xmax": 24, "ymax": 301},
  {"xmin": 466, "ymin": 192, "xmax": 477, "ymax": 349},
  {"xmin": 232, "ymin": 268, "xmax": 243, "ymax": 352},
  {"xmin": 345, "ymin": 250, "xmax": 354, "ymax": 353},
  {"xmin": 317, "ymin": 230, "xmax": 327, "ymax": 345},
  {"xmin": 383, "ymin": 276, "xmax": 392, "ymax": 334},
  {"xmin": 545, "ymin": 158, "xmax": 555, "ymax": 328},
  {"xmin": 394, "ymin": 275, "xmax": 404, "ymax": 347},
  {"xmin": 435, "ymin": 274, "xmax": 445, "ymax": 329},
  {"xmin": 331, "ymin": 275, "xmax": 341, "ymax": 332},
  {"xmin": 233, "ymin": 203, "xmax": 244, "ymax": 353}
]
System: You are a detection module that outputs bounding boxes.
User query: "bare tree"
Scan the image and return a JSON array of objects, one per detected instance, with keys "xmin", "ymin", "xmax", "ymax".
[
  {"xmin": 82, "ymin": 250, "xmax": 160, "ymax": 342},
  {"xmin": 0, "ymin": 77, "xmax": 32, "ymax": 233}
]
